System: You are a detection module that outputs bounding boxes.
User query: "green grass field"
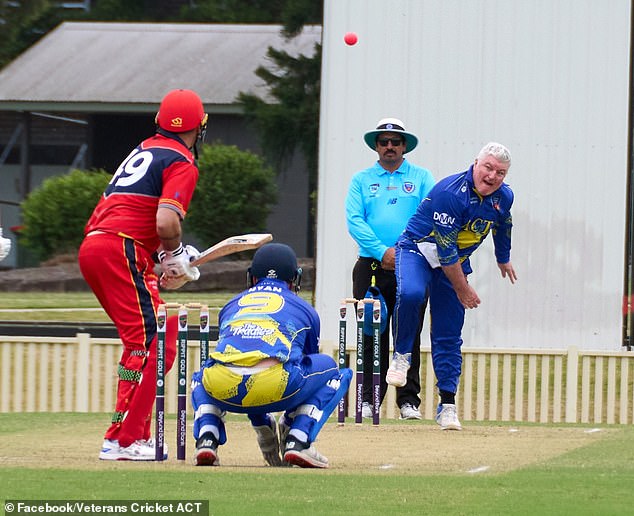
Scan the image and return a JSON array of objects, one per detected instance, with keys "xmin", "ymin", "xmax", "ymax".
[
  {"xmin": 0, "ymin": 292, "xmax": 313, "ymax": 323},
  {"xmin": 1, "ymin": 414, "xmax": 634, "ymax": 515},
  {"xmin": 1, "ymin": 293, "xmax": 634, "ymax": 515}
]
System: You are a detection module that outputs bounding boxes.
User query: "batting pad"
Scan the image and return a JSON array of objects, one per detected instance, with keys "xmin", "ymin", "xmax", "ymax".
[{"xmin": 305, "ymin": 368, "xmax": 352, "ymax": 442}]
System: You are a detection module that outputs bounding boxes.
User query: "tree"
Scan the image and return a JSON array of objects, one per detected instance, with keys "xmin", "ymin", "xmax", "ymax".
[
  {"xmin": 19, "ymin": 169, "xmax": 111, "ymax": 261},
  {"xmin": 2, "ymin": 0, "xmax": 322, "ymax": 255},
  {"xmin": 0, "ymin": 1, "xmax": 61, "ymax": 69},
  {"xmin": 236, "ymin": 1, "xmax": 323, "ymax": 253},
  {"xmin": 185, "ymin": 143, "xmax": 277, "ymax": 249}
]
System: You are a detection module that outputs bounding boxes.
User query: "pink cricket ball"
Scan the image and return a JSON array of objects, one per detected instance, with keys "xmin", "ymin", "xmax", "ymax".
[{"xmin": 344, "ymin": 32, "xmax": 358, "ymax": 46}]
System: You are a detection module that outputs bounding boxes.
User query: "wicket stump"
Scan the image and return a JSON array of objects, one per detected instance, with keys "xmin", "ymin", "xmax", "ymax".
[
  {"xmin": 155, "ymin": 302, "xmax": 210, "ymax": 462},
  {"xmin": 337, "ymin": 297, "xmax": 382, "ymax": 426}
]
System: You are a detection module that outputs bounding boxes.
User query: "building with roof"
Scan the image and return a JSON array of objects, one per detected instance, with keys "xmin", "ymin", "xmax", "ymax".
[{"xmin": 0, "ymin": 21, "xmax": 322, "ymax": 267}]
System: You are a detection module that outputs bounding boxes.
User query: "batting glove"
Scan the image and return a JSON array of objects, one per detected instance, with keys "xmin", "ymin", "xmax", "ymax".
[
  {"xmin": 158, "ymin": 244, "xmax": 201, "ymax": 284},
  {"xmin": 0, "ymin": 228, "xmax": 11, "ymax": 262}
]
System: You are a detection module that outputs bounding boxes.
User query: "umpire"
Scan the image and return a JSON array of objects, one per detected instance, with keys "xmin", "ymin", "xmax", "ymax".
[{"xmin": 345, "ymin": 118, "xmax": 435, "ymax": 419}]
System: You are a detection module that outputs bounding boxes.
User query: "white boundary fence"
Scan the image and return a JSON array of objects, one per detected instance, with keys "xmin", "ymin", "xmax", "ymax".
[{"xmin": 1, "ymin": 335, "xmax": 633, "ymax": 424}]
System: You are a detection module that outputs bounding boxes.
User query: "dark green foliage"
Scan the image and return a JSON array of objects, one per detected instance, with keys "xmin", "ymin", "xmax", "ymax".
[
  {"xmin": 237, "ymin": 41, "xmax": 322, "ymax": 253},
  {"xmin": 0, "ymin": 1, "xmax": 62, "ymax": 69},
  {"xmin": 185, "ymin": 143, "xmax": 277, "ymax": 245},
  {"xmin": 178, "ymin": 0, "xmax": 321, "ymax": 28},
  {"xmin": 238, "ymin": 45, "xmax": 321, "ymax": 181},
  {"xmin": 19, "ymin": 169, "xmax": 110, "ymax": 261}
]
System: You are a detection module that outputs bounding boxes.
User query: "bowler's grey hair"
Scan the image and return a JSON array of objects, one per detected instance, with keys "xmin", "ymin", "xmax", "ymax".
[{"xmin": 477, "ymin": 142, "xmax": 511, "ymax": 163}]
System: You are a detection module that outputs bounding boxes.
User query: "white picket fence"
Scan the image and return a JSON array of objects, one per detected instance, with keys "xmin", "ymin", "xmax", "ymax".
[{"xmin": 1, "ymin": 334, "xmax": 633, "ymax": 424}]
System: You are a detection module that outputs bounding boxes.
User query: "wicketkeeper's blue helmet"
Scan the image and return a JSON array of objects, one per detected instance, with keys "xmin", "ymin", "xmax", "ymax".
[{"xmin": 248, "ymin": 243, "xmax": 302, "ymax": 290}]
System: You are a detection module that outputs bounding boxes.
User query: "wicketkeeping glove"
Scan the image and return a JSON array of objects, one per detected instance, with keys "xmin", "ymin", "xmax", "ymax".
[{"xmin": 158, "ymin": 244, "xmax": 200, "ymax": 289}]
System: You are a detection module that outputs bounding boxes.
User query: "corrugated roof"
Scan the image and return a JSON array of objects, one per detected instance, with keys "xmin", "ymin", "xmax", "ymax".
[{"xmin": 0, "ymin": 22, "xmax": 322, "ymax": 112}]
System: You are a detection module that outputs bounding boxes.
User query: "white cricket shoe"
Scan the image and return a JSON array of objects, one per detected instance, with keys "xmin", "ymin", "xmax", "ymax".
[
  {"xmin": 99, "ymin": 439, "xmax": 120, "ymax": 460},
  {"xmin": 99, "ymin": 439, "xmax": 157, "ymax": 461},
  {"xmin": 386, "ymin": 352, "xmax": 411, "ymax": 387},
  {"xmin": 436, "ymin": 403, "xmax": 462, "ymax": 430},
  {"xmin": 283, "ymin": 437, "xmax": 329, "ymax": 469},
  {"xmin": 362, "ymin": 401, "xmax": 373, "ymax": 419},
  {"xmin": 139, "ymin": 438, "xmax": 169, "ymax": 460},
  {"xmin": 253, "ymin": 415, "xmax": 282, "ymax": 467},
  {"xmin": 399, "ymin": 402, "xmax": 422, "ymax": 420}
]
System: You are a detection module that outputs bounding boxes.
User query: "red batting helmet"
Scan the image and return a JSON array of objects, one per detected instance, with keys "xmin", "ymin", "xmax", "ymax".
[{"xmin": 156, "ymin": 89, "xmax": 208, "ymax": 133}]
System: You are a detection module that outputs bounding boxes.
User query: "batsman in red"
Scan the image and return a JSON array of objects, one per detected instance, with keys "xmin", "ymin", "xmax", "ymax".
[{"xmin": 79, "ymin": 89, "xmax": 208, "ymax": 460}]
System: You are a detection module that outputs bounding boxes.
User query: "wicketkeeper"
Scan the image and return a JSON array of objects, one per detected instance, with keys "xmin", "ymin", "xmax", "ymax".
[{"xmin": 191, "ymin": 243, "xmax": 353, "ymax": 468}]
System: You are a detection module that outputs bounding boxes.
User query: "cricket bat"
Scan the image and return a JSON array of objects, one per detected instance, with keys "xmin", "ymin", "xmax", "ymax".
[{"xmin": 190, "ymin": 233, "xmax": 272, "ymax": 267}]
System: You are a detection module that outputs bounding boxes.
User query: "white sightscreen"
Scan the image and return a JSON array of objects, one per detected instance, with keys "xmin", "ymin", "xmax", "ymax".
[{"xmin": 316, "ymin": 0, "xmax": 631, "ymax": 353}]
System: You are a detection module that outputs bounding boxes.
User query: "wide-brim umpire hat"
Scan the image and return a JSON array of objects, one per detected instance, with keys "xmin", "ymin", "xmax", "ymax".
[{"xmin": 363, "ymin": 117, "xmax": 418, "ymax": 154}]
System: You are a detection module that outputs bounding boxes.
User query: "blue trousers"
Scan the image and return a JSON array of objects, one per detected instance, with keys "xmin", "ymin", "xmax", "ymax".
[
  {"xmin": 393, "ymin": 243, "xmax": 465, "ymax": 394},
  {"xmin": 191, "ymin": 353, "xmax": 352, "ymax": 445}
]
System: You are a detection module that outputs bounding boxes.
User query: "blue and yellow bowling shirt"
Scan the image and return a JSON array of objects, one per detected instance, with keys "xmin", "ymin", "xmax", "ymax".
[{"xmin": 400, "ymin": 165, "xmax": 514, "ymax": 275}]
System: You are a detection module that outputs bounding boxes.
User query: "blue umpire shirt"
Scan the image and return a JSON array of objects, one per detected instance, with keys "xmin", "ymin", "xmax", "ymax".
[{"xmin": 346, "ymin": 159, "xmax": 436, "ymax": 260}]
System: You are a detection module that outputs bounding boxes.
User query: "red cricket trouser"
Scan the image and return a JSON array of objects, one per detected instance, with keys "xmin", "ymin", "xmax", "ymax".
[{"xmin": 78, "ymin": 232, "xmax": 177, "ymax": 448}]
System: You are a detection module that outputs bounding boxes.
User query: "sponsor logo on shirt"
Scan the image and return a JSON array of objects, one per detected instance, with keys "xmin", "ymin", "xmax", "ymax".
[
  {"xmin": 433, "ymin": 211, "xmax": 456, "ymax": 226},
  {"xmin": 230, "ymin": 322, "xmax": 276, "ymax": 339},
  {"xmin": 369, "ymin": 183, "xmax": 379, "ymax": 194}
]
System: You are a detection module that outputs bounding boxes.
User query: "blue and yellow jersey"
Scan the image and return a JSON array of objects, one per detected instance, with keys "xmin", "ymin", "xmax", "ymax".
[
  {"xmin": 400, "ymin": 166, "xmax": 513, "ymax": 274},
  {"xmin": 345, "ymin": 159, "xmax": 435, "ymax": 261},
  {"xmin": 210, "ymin": 279, "xmax": 320, "ymax": 367}
]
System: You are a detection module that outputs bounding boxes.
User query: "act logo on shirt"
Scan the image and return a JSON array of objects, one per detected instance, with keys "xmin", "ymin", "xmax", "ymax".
[
  {"xmin": 402, "ymin": 182, "xmax": 415, "ymax": 194},
  {"xmin": 369, "ymin": 183, "xmax": 380, "ymax": 195}
]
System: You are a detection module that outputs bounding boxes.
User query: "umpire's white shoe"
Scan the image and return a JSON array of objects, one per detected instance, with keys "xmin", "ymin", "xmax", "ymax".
[
  {"xmin": 399, "ymin": 403, "xmax": 422, "ymax": 420},
  {"xmin": 436, "ymin": 404, "xmax": 462, "ymax": 430},
  {"xmin": 362, "ymin": 402, "xmax": 373, "ymax": 419},
  {"xmin": 99, "ymin": 439, "xmax": 156, "ymax": 461},
  {"xmin": 253, "ymin": 415, "xmax": 282, "ymax": 467},
  {"xmin": 283, "ymin": 437, "xmax": 329, "ymax": 469},
  {"xmin": 386, "ymin": 352, "xmax": 411, "ymax": 387}
]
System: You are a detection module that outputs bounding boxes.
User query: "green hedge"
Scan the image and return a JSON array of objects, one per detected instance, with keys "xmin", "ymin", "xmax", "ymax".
[
  {"xmin": 185, "ymin": 143, "xmax": 277, "ymax": 246},
  {"xmin": 18, "ymin": 144, "xmax": 278, "ymax": 263},
  {"xmin": 19, "ymin": 169, "xmax": 111, "ymax": 262}
]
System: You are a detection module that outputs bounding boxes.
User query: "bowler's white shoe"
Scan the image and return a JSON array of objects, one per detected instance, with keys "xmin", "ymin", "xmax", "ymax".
[
  {"xmin": 436, "ymin": 404, "xmax": 462, "ymax": 430},
  {"xmin": 386, "ymin": 352, "xmax": 411, "ymax": 387}
]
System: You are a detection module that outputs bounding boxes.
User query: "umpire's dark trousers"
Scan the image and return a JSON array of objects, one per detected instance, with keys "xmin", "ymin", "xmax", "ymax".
[{"xmin": 352, "ymin": 257, "xmax": 427, "ymax": 409}]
